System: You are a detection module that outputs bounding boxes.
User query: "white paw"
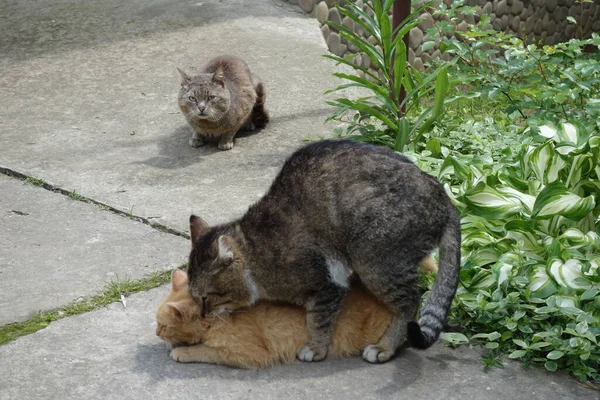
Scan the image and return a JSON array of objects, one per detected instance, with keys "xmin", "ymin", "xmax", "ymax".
[
  {"xmin": 297, "ymin": 345, "xmax": 316, "ymax": 362},
  {"xmin": 189, "ymin": 138, "xmax": 205, "ymax": 148},
  {"xmin": 218, "ymin": 141, "xmax": 234, "ymax": 150},
  {"xmin": 362, "ymin": 344, "xmax": 392, "ymax": 364},
  {"xmin": 170, "ymin": 347, "xmax": 191, "ymax": 363}
]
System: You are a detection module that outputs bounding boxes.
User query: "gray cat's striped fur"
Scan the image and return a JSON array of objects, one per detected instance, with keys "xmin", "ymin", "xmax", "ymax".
[{"xmin": 187, "ymin": 139, "xmax": 461, "ymax": 363}]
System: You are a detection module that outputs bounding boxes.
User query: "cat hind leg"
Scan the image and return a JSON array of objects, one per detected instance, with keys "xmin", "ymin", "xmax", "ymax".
[{"xmin": 359, "ymin": 262, "xmax": 420, "ymax": 363}]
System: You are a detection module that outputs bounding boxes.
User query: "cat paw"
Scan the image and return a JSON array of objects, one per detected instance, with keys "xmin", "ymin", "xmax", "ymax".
[
  {"xmin": 297, "ymin": 345, "xmax": 327, "ymax": 362},
  {"xmin": 362, "ymin": 344, "xmax": 393, "ymax": 364},
  {"xmin": 170, "ymin": 347, "xmax": 193, "ymax": 363},
  {"xmin": 218, "ymin": 141, "xmax": 234, "ymax": 151},
  {"xmin": 189, "ymin": 137, "xmax": 205, "ymax": 148}
]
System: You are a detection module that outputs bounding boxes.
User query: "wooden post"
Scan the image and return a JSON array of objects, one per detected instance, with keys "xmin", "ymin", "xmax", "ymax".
[{"xmin": 392, "ymin": 0, "xmax": 410, "ymax": 117}]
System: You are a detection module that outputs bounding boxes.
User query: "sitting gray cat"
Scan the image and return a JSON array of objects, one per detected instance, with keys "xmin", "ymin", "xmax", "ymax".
[
  {"xmin": 177, "ymin": 55, "xmax": 269, "ymax": 150},
  {"xmin": 186, "ymin": 139, "xmax": 461, "ymax": 363}
]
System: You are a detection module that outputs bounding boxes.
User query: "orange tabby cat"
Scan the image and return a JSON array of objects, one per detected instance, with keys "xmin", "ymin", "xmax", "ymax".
[{"xmin": 156, "ymin": 268, "xmax": 394, "ymax": 369}]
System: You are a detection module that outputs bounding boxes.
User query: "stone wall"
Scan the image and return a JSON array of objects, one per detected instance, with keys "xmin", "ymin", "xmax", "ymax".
[{"xmin": 282, "ymin": 0, "xmax": 600, "ymax": 69}]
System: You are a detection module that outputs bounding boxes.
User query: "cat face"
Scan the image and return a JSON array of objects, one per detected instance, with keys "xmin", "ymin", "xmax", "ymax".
[
  {"xmin": 186, "ymin": 215, "xmax": 255, "ymax": 316},
  {"xmin": 177, "ymin": 67, "xmax": 230, "ymax": 122},
  {"xmin": 155, "ymin": 269, "xmax": 209, "ymax": 347}
]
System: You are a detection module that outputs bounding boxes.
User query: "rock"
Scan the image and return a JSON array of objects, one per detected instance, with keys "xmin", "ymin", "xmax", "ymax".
[
  {"xmin": 546, "ymin": 0, "xmax": 557, "ymax": 13},
  {"xmin": 418, "ymin": 12, "xmax": 435, "ymax": 30},
  {"xmin": 496, "ymin": 0, "xmax": 509, "ymax": 15},
  {"xmin": 315, "ymin": 2, "xmax": 329, "ymax": 23},
  {"xmin": 408, "ymin": 47, "xmax": 415, "ymax": 64},
  {"xmin": 339, "ymin": 44, "xmax": 348, "ymax": 57},
  {"xmin": 367, "ymin": 35, "xmax": 377, "ymax": 45},
  {"xmin": 342, "ymin": 16, "xmax": 354, "ymax": 32},
  {"xmin": 456, "ymin": 21, "xmax": 467, "ymax": 32},
  {"xmin": 347, "ymin": 41, "xmax": 359, "ymax": 52},
  {"xmin": 510, "ymin": 15, "xmax": 520, "ymax": 32},
  {"xmin": 511, "ymin": 0, "xmax": 524, "ymax": 15},
  {"xmin": 546, "ymin": 19, "xmax": 556, "ymax": 36},
  {"xmin": 412, "ymin": 57, "xmax": 424, "ymax": 71},
  {"xmin": 288, "ymin": 0, "xmax": 299, "ymax": 4},
  {"xmin": 483, "ymin": 2, "xmax": 493, "ymax": 15},
  {"xmin": 361, "ymin": 53, "xmax": 371, "ymax": 69},
  {"xmin": 299, "ymin": 0, "xmax": 313, "ymax": 13},
  {"xmin": 534, "ymin": 19, "xmax": 543, "ymax": 35},
  {"xmin": 431, "ymin": 49, "xmax": 441, "ymax": 61},
  {"xmin": 325, "ymin": 0, "xmax": 338, "ymax": 6},
  {"xmin": 327, "ymin": 32, "xmax": 343, "ymax": 56},
  {"xmin": 464, "ymin": 14, "xmax": 475, "ymax": 24},
  {"xmin": 408, "ymin": 27, "xmax": 423, "ymax": 50},
  {"xmin": 352, "ymin": 54, "xmax": 362, "ymax": 67},
  {"xmin": 321, "ymin": 24, "xmax": 330, "ymax": 41},
  {"xmin": 420, "ymin": 51, "xmax": 431, "ymax": 65},
  {"xmin": 328, "ymin": 7, "xmax": 342, "ymax": 26}
]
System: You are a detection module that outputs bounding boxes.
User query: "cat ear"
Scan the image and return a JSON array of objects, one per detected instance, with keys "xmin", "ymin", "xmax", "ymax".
[
  {"xmin": 189, "ymin": 215, "xmax": 209, "ymax": 245},
  {"xmin": 212, "ymin": 67, "xmax": 225, "ymax": 87},
  {"xmin": 217, "ymin": 235, "xmax": 234, "ymax": 263},
  {"xmin": 166, "ymin": 301, "xmax": 192, "ymax": 321},
  {"xmin": 171, "ymin": 269, "xmax": 189, "ymax": 292},
  {"xmin": 177, "ymin": 67, "xmax": 192, "ymax": 87}
]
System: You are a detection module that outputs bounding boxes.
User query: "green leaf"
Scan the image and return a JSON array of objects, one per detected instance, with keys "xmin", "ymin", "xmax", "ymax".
[
  {"xmin": 440, "ymin": 332, "xmax": 469, "ymax": 344},
  {"xmin": 531, "ymin": 181, "xmax": 595, "ymax": 221},
  {"xmin": 544, "ymin": 360, "xmax": 558, "ymax": 371},
  {"xmin": 419, "ymin": 67, "xmax": 449, "ymax": 135},
  {"xmin": 529, "ymin": 266, "xmax": 558, "ymax": 298},
  {"xmin": 421, "ymin": 41, "xmax": 436, "ymax": 52},
  {"xmin": 546, "ymin": 350, "xmax": 564, "ymax": 360},
  {"xmin": 513, "ymin": 339, "xmax": 528, "ymax": 349},
  {"xmin": 463, "ymin": 182, "xmax": 523, "ymax": 220},
  {"xmin": 331, "ymin": 98, "xmax": 398, "ymax": 131},
  {"xmin": 508, "ymin": 350, "xmax": 527, "ymax": 359},
  {"xmin": 393, "ymin": 39, "xmax": 407, "ymax": 102}
]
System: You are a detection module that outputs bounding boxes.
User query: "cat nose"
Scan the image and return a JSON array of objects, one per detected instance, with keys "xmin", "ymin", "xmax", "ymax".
[{"xmin": 198, "ymin": 104, "xmax": 206, "ymax": 112}]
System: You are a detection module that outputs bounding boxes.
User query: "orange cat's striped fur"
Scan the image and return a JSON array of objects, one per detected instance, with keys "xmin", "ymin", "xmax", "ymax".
[{"xmin": 156, "ymin": 259, "xmax": 437, "ymax": 369}]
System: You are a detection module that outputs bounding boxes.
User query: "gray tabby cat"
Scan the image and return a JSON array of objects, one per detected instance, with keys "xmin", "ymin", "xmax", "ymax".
[
  {"xmin": 177, "ymin": 55, "xmax": 269, "ymax": 150},
  {"xmin": 186, "ymin": 139, "xmax": 461, "ymax": 363}
]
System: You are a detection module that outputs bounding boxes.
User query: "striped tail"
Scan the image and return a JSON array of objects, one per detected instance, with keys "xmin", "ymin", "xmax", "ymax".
[
  {"xmin": 408, "ymin": 210, "xmax": 461, "ymax": 349},
  {"xmin": 251, "ymin": 82, "xmax": 270, "ymax": 129}
]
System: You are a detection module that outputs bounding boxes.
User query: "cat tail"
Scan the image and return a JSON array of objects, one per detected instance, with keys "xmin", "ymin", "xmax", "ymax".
[
  {"xmin": 408, "ymin": 210, "xmax": 461, "ymax": 349},
  {"xmin": 251, "ymin": 82, "xmax": 270, "ymax": 129}
]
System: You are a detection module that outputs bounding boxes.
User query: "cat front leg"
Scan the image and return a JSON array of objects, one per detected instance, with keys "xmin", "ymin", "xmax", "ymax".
[
  {"xmin": 189, "ymin": 130, "xmax": 205, "ymax": 148},
  {"xmin": 171, "ymin": 344, "xmax": 269, "ymax": 369},
  {"xmin": 217, "ymin": 132, "xmax": 235, "ymax": 151},
  {"xmin": 298, "ymin": 284, "xmax": 346, "ymax": 362},
  {"xmin": 171, "ymin": 344, "xmax": 227, "ymax": 364}
]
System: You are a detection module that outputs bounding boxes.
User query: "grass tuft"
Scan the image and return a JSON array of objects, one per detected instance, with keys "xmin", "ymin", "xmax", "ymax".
[{"xmin": 0, "ymin": 269, "xmax": 177, "ymax": 345}]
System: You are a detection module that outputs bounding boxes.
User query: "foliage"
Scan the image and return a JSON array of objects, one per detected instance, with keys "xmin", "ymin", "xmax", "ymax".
[
  {"xmin": 329, "ymin": 0, "xmax": 600, "ymax": 384},
  {"xmin": 324, "ymin": 0, "xmax": 453, "ymax": 151}
]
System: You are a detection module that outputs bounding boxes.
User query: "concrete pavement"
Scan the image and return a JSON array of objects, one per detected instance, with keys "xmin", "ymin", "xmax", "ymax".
[{"xmin": 0, "ymin": 0, "xmax": 597, "ymax": 398}]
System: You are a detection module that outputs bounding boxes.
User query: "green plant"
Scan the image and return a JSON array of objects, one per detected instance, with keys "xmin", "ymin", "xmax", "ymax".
[
  {"xmin": 324, "ymin": 0, "xmax": 453, "ymax": 151},
  {"xmin": 428, "ymin": 119, "xmax": 600, "ymax": 384}
]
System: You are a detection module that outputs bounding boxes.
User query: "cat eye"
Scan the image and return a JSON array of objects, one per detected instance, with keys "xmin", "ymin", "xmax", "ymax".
[
  {"xmin": 208, "ymin": 95, "xmax": 215, "ymax": 101},
  {"xmin": 188, "ymin": 96, "xmax": 197, "ymax": 102}
]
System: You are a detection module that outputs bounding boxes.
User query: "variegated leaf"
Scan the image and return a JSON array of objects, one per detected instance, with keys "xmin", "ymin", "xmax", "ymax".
[
  {"xmin": 463, "ymin": 182, "xmax": 522, "ymax": 219},
  {"xmin": 531, "ymin": 181, "xmax": 595, "ymax": 221}
]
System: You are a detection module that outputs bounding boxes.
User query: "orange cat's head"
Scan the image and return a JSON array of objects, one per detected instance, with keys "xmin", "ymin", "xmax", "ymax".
[{"xmin": 155, "ymin": 269, "xmax": 209, "ymax": 347}]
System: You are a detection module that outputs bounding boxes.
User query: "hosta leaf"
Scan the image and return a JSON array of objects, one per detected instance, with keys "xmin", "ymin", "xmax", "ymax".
[
  {"xmin": 463, "ymin": 182, "xmax": 522, "ymax": 219},
  {"xmin": 529, "ymin": 266, "xmax": 558, "ymax": 298},
  {"xmin": 548, "ymin": 259, "xmax": 593, "ymax": 290},
  {"xmin": 497, "ymin": 187, "xmax": 536, "ymax": 214},
  {"xmin": 538, "ymin": 125, "xmax": 557, "ymax": 139},
  {"xmin": 531, "ymin": 181, "xmax": 595, "ymax": 220},
  {"xmin": 528, "ymin": 142, "xmax": 554, "ymax": 184}
]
